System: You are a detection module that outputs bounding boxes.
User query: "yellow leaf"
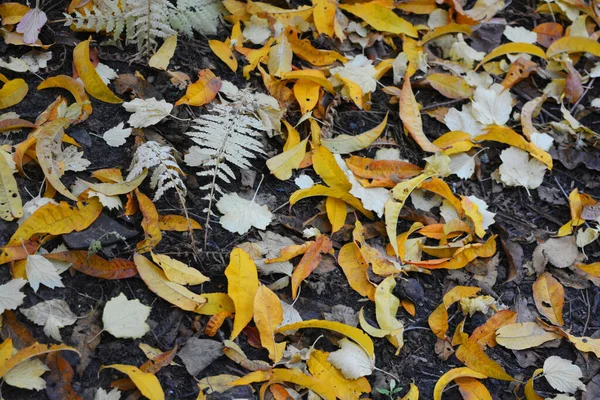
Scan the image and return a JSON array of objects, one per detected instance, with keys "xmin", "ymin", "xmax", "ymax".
[
  {"xmin": 196, "ymin": 293, "xmax": 235, "ymax": 316},
  {"xmin": 79, "ymin": 169, "xmax": 147, "ymax": 196},
  {"xmin": 420, "ymin": 23, "xmax": 473, "ymax": 45},
  {"xmin": 469, "ymin": 310, "xmax": 517, "ymax": 348},
  {"xmin": 476, "ymin": 42, "xmax": 547, "ymax": 70},
  {"xmin": 419, "ymin": 177, "xmax": 463, "ymax": 216},
  {"xmin": 268, "ymin": 35, "xmax": 293, "ymax": 77},
  {"xmin": 461, "ymin": 196, "xmax": 485, "ymax": 238},
  {"xmin": 290, "ymin": 184, "xmax": 375, "ymax": 219},
  {"xmin": 238, "ymin": 39, "xmax": 273, "ymax": 79},
  {"xmin": 253, "ymin": 285, "xmax": 286, "ymax": 362},
  {"xmin": 198, "ymin": 374, "xmax": 240, "ymax": 395},
  {"xmin": 149, "ymin": 36, "xmax": 177, "ymax": 71},
  {"xmin": 495, "ymin": 322, "xmax": 562, "ymax": 350},
  {"xmin": 73, "ymin": 38, "xmax": 122, "ymax": 104},
  {"xmin": 0, "ymin": 73, "xmax": 28, "ymax": 110},
  {"xmin": 312, "ymin": 0, "xmax": 336, "ymax": 37},
  {"xmin": 428, "ymin": 286, "xmax": 480, "ymax": 338},
  {"xmin": 524, "ymin": 368, "xmax": 544, "ymax": 400},
  {"xmin": 277, "ymin": 319, "xmax": 375, "ymax": 358},
  {"xmin": 337, "ymin": 243, "xmax": 376, "ymax": 300},
  {"xmin": 8, "ymin": 197, "xmax": 102, "ymax": 246},
  {"xmin": 338, "ymin": 76, "xmax": 365, "ymax": 109},
  {"xmin": 280, "ymin": 69, "xmax": 335, "ymax": 93},
  {"xmin": 0, "ymin": 149, "xmax": 22, "ymax": 221},
  {"xmin": 101, "ymin": 364, "xmax": 164, "ymax": 400},
  {"xmin": 37, "ymin": 75, "xmax": 93, "ymax": 122},
  {"xmin": 225, "ymin": 248, "xmax": 259, "ymax": 339},
  {"xmin": 313, "ymin": 146, "xmax": 351, "ymax": 192},
  {"xmin": 321, "ymin": 113, "xmax": 388, "ymax": 154},
  {"xmin": 338, "ymin": 2, "xmax": 418, "ymax": 37},
  {"xmin": 0, "ymin": 342, "xmax": 78, "ymax": 379},
  {"xmin": 231, "ymin": 368, "xmax": 336, "ymax": 400},
  {"xmin": 547, "ymin": 36, "xmax": 600, "ymax": 58},
  {"xmin": 209, "ymin": 39, "xmax": 238, "ymax": 72},
  {"xmin": 158, "ymin": 214, "xmax": 202, "ymax": 231},
  {"xmin": 474, "ymin": 126, "xmax": 552, "ymax": 169},
  {"xmin": 456, "ymin": 377, "xmax": 492, "ymax": 400},
  {"xmin": 532, "ymin": 272, "xmax": 564, "ymax": 326},
  {"xmin": 293, "ymin": 79, "xmax": 320, "ymax": 114},
  {"xmin": 150, "ymin": 252, "xmax": 210, "ymax": 286},
  {"xmin": 266, "ymin": 138, "xmax": 308, "ymax": 180},
  {"xmin": 307, "ymin": 350, "xmax": 371, "ymax": 400},
  {"xmin": 135, "ymin": 190, "xmax": 162, "ymax": 252},
  {"xmin": 400, "ymin": 77, "xmax": 440, "ymax": 153},
  {"xmin": 286, "ymin": 28, "xmax": 345, "ymax": 66},
  {"xmin": 426, "ymin": 73, "xmax": 474, "ymax": 100},
  {"xmin": 401, "ymin": 383, "xmax": 420, "ymax": 400},
  {"xmin": 0, "ymin": 3, "xmax": 30, "ymax": 25},
  {"xmin": 455, "ymin": 340, "xmax": 513, "ymax": 381},
  {"xmin": 175, "ymin": 69, "xmax": 221, "ymax": 106},
  {"xmin": 433, "ymin": 368, "xmax": 487, "ymax": 400},
  {"xmin": 134, "ymin": 253, "xmax": 207, "ymax": 312},
  {"xmin": 564, "ymin": 332, "xmax": 600, "ymax": 357},
  {"xmin": 326, "ymin": 197, "xmax": 346, "ymax": 234},
  {"xmin": 411, "ymin": 236, "xmax": 497, "ymax": 270},
  {"xmin": 375, "ymin": 276, "xmax": 404, "ymax": 352}
]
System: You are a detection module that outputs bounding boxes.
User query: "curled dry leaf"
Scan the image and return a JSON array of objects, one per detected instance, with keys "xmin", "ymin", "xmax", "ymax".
[{"xmin": 73, "ymin": 38, "xmax": 122, "ymax": 104}]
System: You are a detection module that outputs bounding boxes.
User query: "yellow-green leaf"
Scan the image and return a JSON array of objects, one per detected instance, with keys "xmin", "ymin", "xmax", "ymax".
[
  {"xmin": 149, "ymin": 36, "xmax": 177, "ymax": 71},
  {"xmin": 266, "ymin": 138, "xmax": 308, "ymax": 180}
]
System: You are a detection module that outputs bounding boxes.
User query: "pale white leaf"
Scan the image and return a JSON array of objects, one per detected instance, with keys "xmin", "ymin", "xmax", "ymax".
[
  {"xmin": 242, "ymin": 15, "xmax": 271, "ymax": 45},
  {"xmin": 392, "ymin": 52, "xmax": 408, "ymax": 85},
  {"xmin": 57, "ymin": 146, "xmax": 91, "ymax": 172},
  {"xmin": 123, "ymin": 98, "xmax": 173, "ymax": 128},
  {"xmin": 216, "ymin": 193, "xmax": 273, "ymax": 235},
  {"xmin": 294, "ymin": 175, "xmax": 314, "ymax": 189},
  {"xmin": 21, "ymin": 299, "xmax": 78, "ymax": 342},
  {"xmin": 103, "ymin": 122, "xmax": 132, "ymax": 147},
  {"xmin": 543, "ymin": 356, "xmax": 586, "ymax": 394},
  {"xmin": 102, "ymin": 293, "xmax": 151, "ymax": 339},
  {"xmin": 25, "ymin": 254, "xmax": 64, "ymax": 292},
  {"xmin": 0, "ymin": 279, "xmax": 27, "ymax": 314},
  {"xmin": 503, "ymin": 26, "xmax": 537, "ymax": 44},
  {"xmin": 466, "ymin": 195, "xmax": 495, "ymax": 231},
  {"xmin": 4, "ymin": 358, "xmax": 49, "ymax": 390},
  {"xmin": 95, "ymin": 388, "xmax": 122, "ymax": 400},
  {"xmin": 410, "ymin": 189, "xmax": 442, "ymax": 212},
  {"xmin": 19, "ymin": 51, "xmax": 52, "ymax": 73},
  {"xmin": 96, "ymin": 62, "xmax": 118, "ymax": 84},
  {"xmin": 427, "ymin": 8, "xmax": 449, "ymax": 29},
  {"xmin": 449, "ymin": 33, "xmax": 485, "ymax": 67},
  {"xmin": 330, "ymin": 54, "xmax": 378, "ymax": 94},
  {"xmin": 576, "ymin": 227, "xmax": 598, "ymax": 248},
  {"xmin": 449, "ymin": 153, "xmax": 475, "ymax": 179},
  {"xmin": 375, "ymin": 148, "xmax": 401, "ymax": 161},
  {"xmin": 16, "ymin": 7, "xmax": 47, "ymax": 44},
  {"xmin": 279, "ymin": 300, "xmax": 302, "ymax": 327},
  {"xmin": 0, "ymin": 56, "xmax": 29, "ymax": 72},
  {"xmin": 440, "ymin": 199, "xmax": 460, "ymax": 223},
  {"xmin": 303, "ymin": 227, "xmax": 321, "ymax": 238},
  {"xmin": 531, "ymin": 132, "xmax": 554, "ymax": 151},
  {"xmin": 498, "ymin": 147, "xmax": 547, "ymax": 190},
  {"xmin": 327, "ymin": 338, "xmax": 374, "ymax": 379},
  {"xmin": 444, "ymin": 105, "xmax": 483, "ymax": 137},
  {"xmin": 88, "ymin": 190, "xmax": 123, "ymax": 210},
  {"xmin": 471, "ymin": 84, "xmax": 513, "ymax": 126}
]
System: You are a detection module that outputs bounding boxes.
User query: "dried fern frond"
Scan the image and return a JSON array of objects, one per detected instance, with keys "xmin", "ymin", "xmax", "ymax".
[
  {"xmin": 128, "ymin": 141, "xmax": 186, "ymax": 201},
  {"xmin": 169, "ymin": 0, "xmax": 226, "ymax": 36},
  {"xmin": 124, "ymin": 0, "xmax": 176, "ymax": 55}
]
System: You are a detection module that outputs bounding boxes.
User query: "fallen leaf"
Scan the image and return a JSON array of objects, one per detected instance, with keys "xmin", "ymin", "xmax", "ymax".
[
  {"xmin": 134, "ymin": 253, "xmax": 206, "ymax": 312},
  {"xmin": 135, "ymin": 190, "xmax": 162, "ymax": 253},
  {"xmin": 175, "ymin": 69, "xmax": 221, "ymax": 106},
  {"xmin": 25, "ymin": 254, "xmax": 64, "ymax": 292},
  {"xmin": 0, "ymin": 279, "xmax": 26, "ymax": 314},
  {"xmin": 45, "ymin": 251, "xmax": 137, "ymax": 280},
  {"xmin": 543, "ymin": 356, "xmax": 585, "ymax": 394},
  {"xmin": 469, "ymin": 310, "xmax": 517, "ymax": 348},
  {"xmin": 456, "ymin": 377, "xmax": 492, "ymax": 400},
  {"xmin": 291, "ymin": 234, "xmax": 333, "ymax": 298},
  {"xmin": 495, "ymin": 322, "xmax": 562, "ymax": 350},
  {"xmin": 4, "ymin": 358, "xmax": 49, "ymax": 390},
  {"xmin": 123, "ymin": 98, "xmax": 173, "ymax": 128},
  {"xmin": 498, "ymin": 147, "xmax": 547, "ymax": 190},
  {"xmin": 216, "ymin": 193, "xmax": 273, "ymax": 235},
  {"xmin": 0, "ymin": 342, "xmax": 78, "ymax": 379},
  {"xmin": 15, "ymin": 7, "xmax": 46, "ymax": 44},
  {"xmin": 321, "ymin": 114, "xmax": 388, "ymax": 154},
  {"xmin": 546, "ymin": 36, "xmax": 600, "ymax": 58},
  {"xmin": 533, "ymin": 272, "xmax": 564, "ymax": 326},
  {"xmin": 253, "ymin": 285, "xmax": 286, "ymax": 362},
  {"xmin": 268, "ymin": 34, "xmax": 293, "ymax": 77},
  {"xmin": 177, "ymin": 338, "xmax": 223, "ymax": 376},
  {"xmin": 100, "ymin": 365, "xmax": 164, "ymax": 400},
  {"xmin": 37, "ymin": 75, "xmax": 92, "ymax": 122},
  {"xmin": 400, "ymin": 76, "xmax": 440, "ymax": 152},
  {"xmin": 102, "ymin": 122, "xmax": 132, "ymax": 147},
  {"xmin": 471, "ymin": 84, "xmax": 512, "ymax": 126},
  {"xmin": 337, "ymin": 243, "xmax": 376, "ymax": 300},
  {"xmin": 226, "ymin": 248, "xmax": 259, "ymax": 339},
  {"xmin": 209, "ymin": 39, "xmax": 238, "ymax": 72},
  {"xmin": 338, "ymin": 2, "xmax": 417, "ymax": 37},
  {"xmin": 307, "ymin": 349, "xmax": 371, "ymax": 399},
  {"xmin": 476, "ymin": 42, "xmax": 547, "ymax": 69},
  {"xmin": 95, "ymin": 388, "xmax": 121, "ymax": 400},
  {"xmin": 524, "ymin": 368, "xmax": 544, "ymax": 400},
  {"xmin": 455, "ymin": 340, "xmax": 513, "ymax": 381},
  {"xmin": 427, "ymin": 73, "xmax": 474, "ymax": 99},
  {"xmin": 149, "ymin": 36, "xmax": 177, "ymax": 71},
  {"xmin": 0, "ymin": 148, "xmax": 22, "ymax": 221},
  {"xmin": 327, "ymin": 338, "xmax": 374, "ymax": 379},
  {"xmin": 102, "ymin": 293, "xmax": 150, "ymax": 339},
  {"xmin": 150, "ymin": 252, "xmax": 209, "ymax": 286},
  {"xmin": 434, "ymin": 367, "xmax": 487, "ymax": 400},
  {"xmin": 73, "ymin": 38, "xmax": 122, "ymax": 104},
  {"xmin": 21, "ymin": 299, "xmax": 77, "ymax": 342},
  {"xmin": 266, "ymin": 138, "xmax": 308, "ymax": 180}
]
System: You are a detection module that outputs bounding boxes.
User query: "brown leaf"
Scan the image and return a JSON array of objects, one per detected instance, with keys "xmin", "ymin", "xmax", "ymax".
[
  {"xmin": 45, "ymin": 251, "xmax": 137, "ymax": 280},
  {"xmin": 70, "ymin": 309, "xmax": 101, "ymax": 375},
  {"xmin": 533, "ymin": 22, "xmax": 564, "ymax": 48},
  {"xmin": 45, "ymin": 353, "xmax": 82, "ymax": 400}
]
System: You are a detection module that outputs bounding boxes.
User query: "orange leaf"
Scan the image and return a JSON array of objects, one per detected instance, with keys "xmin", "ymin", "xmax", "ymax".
[
  {"xmin": 286, "ymin": 27, "xmax": 346, "ymax": 66},
  {"xmin": 0, "ymin": 73, "xmax": 28, "ymax": 110},
  {"xmin": 412, "ymin": 236, "xmax": 497, "ymax": 270},
  {"xmin": 337, "ymin": 243, "xmax": 376, "ymax": 300},
  {"xmin": 0, "ymin": 118, "xmax": 36, "ymax": 133},
  {"xmin": 469, "ymin": 310, "xmax": 517, "ymax": 348},
  {"xmin": 456, "ymin": 377, "xmax": 492, "ymax": 400},
  {"xmin": 175, "ymin": 69, "xmax": 221, "ymax": 106},
  {"xmin": 45, "ymin": 251, "xmax": 138, "ymax": 280},
  {"xmin": 292, "ymin": 235, "xmax": 333, "ymax": 298},
  {"xmin": 532, "ymin": 272, "xmax": 565, "ymax": 326},
  {"xmin": 37, "ymin": 75, "xmax": 92, "ymax": 122},
  {"xmin": 135, "ymin": 190, "xmax": 162, "ymax": 253},
  {"xmin": 419, "ymin": 177, "xmax": 463, "ymax": 216},
  {"xmin": 73, "ymin": 38, "xmax": 122, "ymax": 104},
  {"xmin": 0, "ymin": 342, "xmax": 78, "ymax": 379},
  {"xmin": 345, "ymin": 156, "xmax": 422, "ymax": 184},
  {"xmin": 533, "ymin": 23, "xmax": 563, "ymax": 48},
  {"xmin": 455, "ymin": 340, "xmax": 513, "ymax": 381},
  {"xmin": 205, "ymin": 312, "xmax": 230, "ymax": 336},
  {"xmin": 8, "ymin": 198, "xmax": 102, "ymax": 246},
  {"xmin": 434, "ymin": 368, "xmax": 487, "ymax": 400},
  {"xmin": 400, "ymin": 76, "xmax": 439, "ymax": 153},
  {"xmin": 0, "ymin": 240, "xmax": 39, "ymax": 265},
  {"xmin": 45, "ymin": 352, "xmax": 81, "ymax": 400},
  {"xmin": 158, "ymin": 214, "xmax": 202, "ymax": 231}
]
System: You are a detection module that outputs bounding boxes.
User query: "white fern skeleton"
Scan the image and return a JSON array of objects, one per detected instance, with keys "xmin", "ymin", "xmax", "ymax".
[
  {"xmin": 64, "ymin": 0, "xmax": 224, "ymax": 55},
  {"xmin": 128, "ymin": 141, "xmax": 186, "ymax": 201}
]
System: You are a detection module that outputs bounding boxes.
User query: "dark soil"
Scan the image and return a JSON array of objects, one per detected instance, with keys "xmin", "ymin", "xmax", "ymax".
[{"xmin": 1, "ymin": 0, "xmax": 600, "ymax": 399}]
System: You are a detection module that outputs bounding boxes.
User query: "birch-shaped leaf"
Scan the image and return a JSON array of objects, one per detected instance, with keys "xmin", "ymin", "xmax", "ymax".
[
  {"xmin": 123, "ymin": 98, "xmax": 173, "ymax": 128},
  {"xmin": 103, "ymin": 293, "xmax": 151, "ymax": 339},
  {"xmin": 15, "ymin": 7, "xmax": 47, "ymax": 44},
  {"xmin": 225, "ymin": 248, "xmax": 259, "ymax": 339},
  {"xmin": 21, "ymin": 299, "xmax": 78, "ymax": 342},
  {"xmin": 0, "ymin": 279, "xmax": 27, "ymax": 314},
  {"xmin": 216, "ymin": 193, "xmax": 273, "ymax": 235}
]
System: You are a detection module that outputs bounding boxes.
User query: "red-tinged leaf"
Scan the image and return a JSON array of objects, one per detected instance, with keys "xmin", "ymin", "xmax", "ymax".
[
  {"xmin": 0, "ymin": 240, "xmax": 39, "ymax": 265},
  {"xmin": 291, "ymin": 235, "xmax": 333, "ymax": 298},
  {"xmin": 3, "ymin": 310, "xmax": 36, "ymax": 346},
  {"xmin": 242, "ymin": 326, "xmax": 263, "ymax": 349},
  {"xmin": 345, "ymin": 156, "xmax": 422, "ymax": 185},
  {"xmin": 45, "ymin": 353, "xmax": 82, "ymax": 400},
  {"xmin": 135, "ymin": 190, "xmax": 162, "ymax": 253},
  {"xmin": 399, "ymin": 76, "xmax": 439, "ymax": 153},
  {"xmin": 469, "ymin": 310, "xmax": 517, "ymax": 348},
  {"xmin": 45, "ymin": 251, "xmax": 138, "ymax": 280},
  {"xmin": 533, "ymin": 23, "xmax": 563, "ymax": 48},
  {"xmin": 0, "ymin": 118, "xmax": 36, "ymax": 133},
  {"xmin": 112, "ymin": 346, "xmax": 177, "ymax": 391},
  {"xmin": 175, "ymin": 69, "xmax": 221, "ymax": 106},
  {"xmin": 0, "ymin": 342, "xmax": 78, "ymax": 378}
]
